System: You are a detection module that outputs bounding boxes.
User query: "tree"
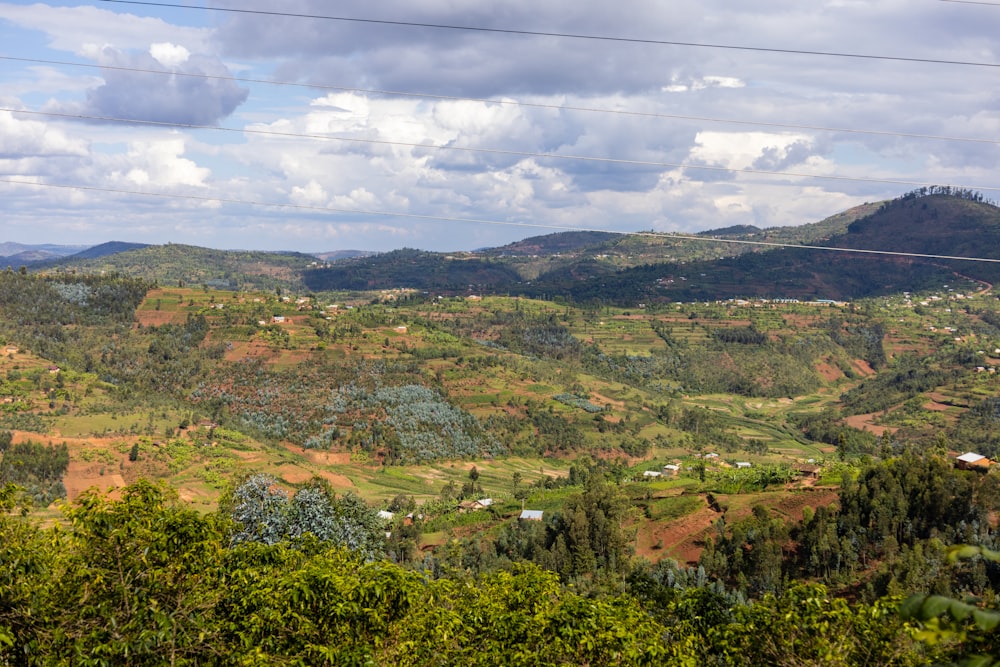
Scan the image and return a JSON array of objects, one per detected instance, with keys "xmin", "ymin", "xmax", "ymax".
[
  {"xmin": 227, "ymin": 473, "xmax": 290, "ymax": 546},
  {"xmin": 44, "ymin": 481, "xmax": 226, "ymax": 664},
  {"xmin": 226, "ymin": 473, "xmax": 385, "ymax": 559}
]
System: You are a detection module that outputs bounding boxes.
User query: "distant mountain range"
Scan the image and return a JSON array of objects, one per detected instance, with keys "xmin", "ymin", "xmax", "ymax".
[
  {"xmin": 0, "ymin": 242, "xmax": 89, "ymax": 265},
  {"xmin": 13, "ymin": 188, "xmax": 1000, "ymax": 303}
]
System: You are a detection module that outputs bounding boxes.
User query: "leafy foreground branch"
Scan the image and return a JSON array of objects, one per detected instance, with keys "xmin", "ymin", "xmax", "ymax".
[
  {"xmin": 902, "ymin": 546, "xmax": 1000, "ymax": 667},
  {"xmin": 0, "ymin": 480, "xmax": 952, "ymax": 666}
]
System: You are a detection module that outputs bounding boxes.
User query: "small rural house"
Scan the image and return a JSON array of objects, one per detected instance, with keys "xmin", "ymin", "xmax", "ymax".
[
  {"xmin": 642, "ymin": 470, "xmax": 662, "ymax": 478},
  {"xmin": 519, "ymin": 509, "xmax": 543, "ymax": 521},
  {"xmin": 458, "ymin": 498, "xmax": 493, "ymax": 512},
  {"xmin": 956, "ymin": 452, "xmax": 992, "ymax": 471},
  {"xmin": 795, "ymin": 463, "xmax": 821, "ymax": 479}
]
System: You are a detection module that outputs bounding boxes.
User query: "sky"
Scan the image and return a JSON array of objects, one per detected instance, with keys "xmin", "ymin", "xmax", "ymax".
[{"xmin": 1, "ymin": 0, "xmax": 999, "ymax": 253}]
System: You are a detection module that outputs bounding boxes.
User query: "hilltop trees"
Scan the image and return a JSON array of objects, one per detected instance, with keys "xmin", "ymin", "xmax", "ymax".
[
  {"xmin": 492, "ymin": 478, "xmax": 634, "ymax": 586},
  {"xmin": 698, "ymin": 453, "xmax": 1000, "ymax": 599}
]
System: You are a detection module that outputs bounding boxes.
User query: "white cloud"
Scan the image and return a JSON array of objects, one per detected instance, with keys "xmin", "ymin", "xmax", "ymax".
[
  {"xmin": 0, "ymin": 110, "xmax": 88, "ymax": 157},
  {"xmin": 663, "ymin": 76, "xmax": 746, "ymax": 93},
  {"xmin": 112, "ymin": 136, "xmax": 210, "ymax": 188},
  {"xmin": 690, "ymin": 132, "xmax": 816, "ymax": 171},
  {"xmin": 150, "ymin": 42, "xmax": 190, "ymax": 68},
  {"xmin": 0, "ymin": 3, "xmax": 213, "ymax": 56},
  {"xmin": 290, "ymin": 180, "xmax": 327, "ymax": 206},
  {"xmin": 3, "ymin": 0, "xmax": 1000, "ymax": 250}
]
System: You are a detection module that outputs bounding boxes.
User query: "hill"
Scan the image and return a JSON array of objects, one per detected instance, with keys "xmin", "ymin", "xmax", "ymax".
[
  {"xmin": 16, "ymin": 190, "xmax": 1000, "ymax": 304},
  {"xmin": 490, "ymin": 230, "xmax": 619, "ymax": 256},
  {"xmin": 299, "ymin": 204, "xmax": 881, "ymax": 294},
  {"xmin": 38, "ymin": 243, "xmax": 318, "ymax": 292},
  {"xmin": 65, "ymin": 241, "xmax": 150, "ymax": 260},
  {"xmin": 299, "ymin": 191, "xmax": 997, "ymax": 301},
  {"xmin": 521, "ymin": 190, "xmax": 1000, "ymax": 303},
  {"xmin": 302, "ymin": 248, "xmax": 523, "ymax": 292},
  {"xmin": 0, "ymin": 242, "xmax": 89, "ymax": 264}
]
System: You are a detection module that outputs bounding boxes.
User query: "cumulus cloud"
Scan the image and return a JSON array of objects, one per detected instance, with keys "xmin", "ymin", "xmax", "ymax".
[
  {"xmin": 4, "ymin": 0, "xmax": 1000, "ymax": 250},
  {"xmin": 112, "ymin": 136, "xmax": 210, "ymax": 188},
  {"xmin": 67, "ymin": 45, "xmax": 249, "ymax": 125},
  {"xmin": 0, "ymin": 110, "xmax": 88, "ymax": 158},
  {"xmin": 690, "ymin": 132, "xmax": 817, "ymax": 172}
]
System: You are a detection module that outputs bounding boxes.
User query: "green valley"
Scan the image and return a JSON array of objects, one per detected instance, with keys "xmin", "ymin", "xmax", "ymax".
[{"xmin": 4, "ymin": 190, "xmax": 1000, "ymax": 664}]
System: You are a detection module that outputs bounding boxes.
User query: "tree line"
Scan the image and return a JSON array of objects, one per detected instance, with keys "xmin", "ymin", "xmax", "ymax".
[{"xmin": 0, "ymin": 478, "xmax": 961, "ymax": 666}]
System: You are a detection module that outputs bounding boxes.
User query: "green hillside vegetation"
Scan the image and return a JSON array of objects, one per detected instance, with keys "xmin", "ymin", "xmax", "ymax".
[
  {"xmin": 39, "ymin": 243, "xmax": 318, "ymax": 293},
  {"xmin": 30, "ymin": 191, "xmax": 1000, "ymax": 304},
  {"xmin": 5, "ymin": 193, "xmax": 1000, "ymax": 662},
  {"xmin": 294, "ymin": 190, "xmax": 1000, "ymax": 302}
]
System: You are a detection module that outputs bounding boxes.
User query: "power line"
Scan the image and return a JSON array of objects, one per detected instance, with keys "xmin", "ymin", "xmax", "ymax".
[
  {"xmin": 96, "ymin": 0, "xmax": 1000, "ymax": 69},
  {"xmin": 3, "ymin": 176, "xmax": 1000, "ymax": 264},
  {"xmin": 3, "ymin": 55, "xmax": 999, "ymax": 148},
  {"xmin": 8, "ymin": 107, "xmax": 1000, "ymax": 194}
]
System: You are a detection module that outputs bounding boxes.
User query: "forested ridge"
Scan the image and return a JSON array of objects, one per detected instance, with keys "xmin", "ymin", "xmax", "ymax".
[{"xmin": 34, "ymin": 191, "xmax": 1000, "ymax": 303}]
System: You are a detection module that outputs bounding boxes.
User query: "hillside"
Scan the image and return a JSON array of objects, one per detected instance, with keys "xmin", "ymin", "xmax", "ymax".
[
  {"xmin": 1, "ymin": 261, "xmax": 999, "ymax": 664},
  {"xmin": 64, "ymin": 241, "xmax": 150, "ymax": 260},
  {"xmin": 303, "ymin": 192, "xmax": 998, "ymax": 301},
  {"xmin": 302, "ymin": 247, "xmax": 523, "ymax": 292},
  {"xmin": 522, "ymin": 191, "xmax": 1000, "ymax": 303},
  {"xmin": 24, "ymin": 191, "xmax": 994, "ymax": 303},
  {"xmin": 38, "ymin": 243, "xmax": 318, "ymax": 293}
]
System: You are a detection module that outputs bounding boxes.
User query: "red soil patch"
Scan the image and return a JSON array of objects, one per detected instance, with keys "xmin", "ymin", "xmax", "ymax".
[
  {"xmin": 844, "ymin": 412, "xmax": 899, "ymax": 435},
  {"xmin": 279, "ymin": 465, "xmax": 317, "ymax": 485},
  {"xmin": 770, "ymin": 488, "xmax": 839, "ymax": 522},
  {"xmin": 782, "ymin": 314, "xmax": 824, "ymax": 329},
  {"xmin": 276, "ymin": 445, "xmax": 356, "ymax": 490},
  {"xmin": 884, "ymin": 336, "xmax": 932, "ymax": 358},
  {"xmin": 224, "ymin": 340, "xmax": 271, "ymax": 362},
  {"xmin": 815, "ymin": 360, "xmax": 843, "ymax": 382},
  {"xmin": 223, "ymin": 342, "xmax": 312, "ymax": 367},
  {"xmin": 313, "ymin": 470, "xmax": 356, "ymax": 491},
  {"xmin": 63, "ymin": 460, "xmax": 127, "ymax": 501},
  {"xmin": 634, "ymin": 488, "xmax": 841, "ymax": 565},
  {"xmin": 635, "ymin": 500, "xmax": 720, "ymax": 565},
  {"xmin": 843, "ymin": 413, "xmax": 897, "ymax": 436},
  {"xmin": 591, "ymin": 393, "xmax": 626, "ymax": 410},
  {"xmin": 293, "ymin": 448, "xmax": 352, "ymax": 466},
  {"xmin": 135, "ymin": 310, "xmax": 186, "ymax": 327}
]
